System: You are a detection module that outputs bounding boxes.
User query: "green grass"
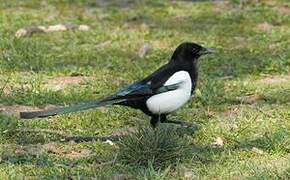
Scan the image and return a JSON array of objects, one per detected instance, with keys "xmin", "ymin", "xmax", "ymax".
[
  {"xmin": 1, "ymin": 0, "xmax": 290, "ymax": 178},
  {"xmin": 118, "ymin": 125, "xmax": 191, "ymax": 169}
]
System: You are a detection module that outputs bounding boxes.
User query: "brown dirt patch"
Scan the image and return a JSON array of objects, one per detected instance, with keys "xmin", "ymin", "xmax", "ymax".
[
  {"xmin": 1, "ymin": 143, "xmax": 91, "ymax": 159},
  {"xmin": 212, "ymin": 1, "xmax": 229, "ymax": 12},
  {"xmin": 41, "ymin": 142, "xmax": 62, "ymax": 154},
  {"xmin": 0, "ymin": 104, "xmax": 59, "ymax": 116},
  {"xmin": 41, "ymin": 142, "xmax": 91, "ymax": 158},
  {"xmin": 44, "ymin": 76, "xmax": 95, "ymax": 91},
  {"xmin": 279, "ymin": 5, "xmax": 290, "ymax": 14},
  {"xmin": 65, "ymin": 149, "xmax": 91, "ymax": 158},
  {"xmin": 219, "ymin": 105, "xmax": 241, "ymax": 118},
  {"xmin": 236, "ymin": 94, "xmax": 263, "ymax": 104},
  {"xmin": 42, "ymin": 142, "xmax": 91, "ymax": 158},
  {"xmin": 256, "ymin": 22, "xmax": 274, "ymax": 30},
  {"xmin": 257, "ymin": 75, "xmax": 290, "ymax": 85},
  {"xmin": 216, "ymin": 105, "xmax": 241, "ymax": 130}
]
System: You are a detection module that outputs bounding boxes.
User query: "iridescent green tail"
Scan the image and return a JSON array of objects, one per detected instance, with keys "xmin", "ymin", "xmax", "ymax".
[{"xmin": 20, "ymin": 97, "xmax": 124, "ymax": 119}]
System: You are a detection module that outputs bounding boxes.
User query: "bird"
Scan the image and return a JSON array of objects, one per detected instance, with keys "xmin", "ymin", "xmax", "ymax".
[{"xmin": 20, "ymin": 42, "xmax": 214, "ymax": 128}]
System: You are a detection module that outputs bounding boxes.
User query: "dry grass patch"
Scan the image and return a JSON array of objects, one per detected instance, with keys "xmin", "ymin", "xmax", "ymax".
[
  {"xmin": 0, "ymin": 104, "xmax": 58, "ymax": 117},
  {"xmin": 256, "ymin": 22, "xmax": 274, "ymax": 31},
  {"xmin": 218, "ymin": 105, "xmax": 242, "ymax": 118},
  {"xmin": 279, "ymin": 5, "xmax": 290, "ymax": 15},
  {"xmin": 44, "ymin": 76, "xmax": 95, "ymax": 91},
  {"xmin": 236, "ymin": 94, "xmax": 264, "ymax": 104},
  {"xmin": 212, "ymin": 1, "xmax": 229, "ymax": 12},
  {"xmin": 257, "ymin": 75, "xmax": 290, "ymax": 85},
  {"xmin": 1, "ymin": 142, "xmax": 91, "ymax": 160}
]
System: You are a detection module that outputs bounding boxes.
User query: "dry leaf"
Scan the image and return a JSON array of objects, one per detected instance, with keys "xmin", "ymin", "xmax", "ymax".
[
  {"xmin": 212, "ymin": 137, "xmax": 224, "ymax": 147},
  {"xmin": 104, "ymin": 140, "xmax": 115, "ymax": 146},
  {"xmin": 252, "ymin": 147, "xmax": 264, "ymax": 154}
]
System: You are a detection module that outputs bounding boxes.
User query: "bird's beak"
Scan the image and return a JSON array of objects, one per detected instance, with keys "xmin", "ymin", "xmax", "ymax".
[{"xmin": 200, "ymin": 47, "xmax": 215, "ymax": 55}]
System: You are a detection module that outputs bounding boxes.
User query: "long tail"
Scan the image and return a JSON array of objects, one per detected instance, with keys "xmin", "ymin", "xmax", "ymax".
[{"xmin": 20, "ymin": 96, "xmax": 125, "ymax": 119}]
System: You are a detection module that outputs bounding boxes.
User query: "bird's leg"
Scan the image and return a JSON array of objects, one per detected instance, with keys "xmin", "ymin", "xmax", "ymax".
[{"xmin": 150, "ymin": 115, "xmax": 160, "ymax": 129}]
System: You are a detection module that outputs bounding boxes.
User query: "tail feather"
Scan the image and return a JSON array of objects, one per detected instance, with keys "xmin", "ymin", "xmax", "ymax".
[{"xmin": 20, "ymin": 97, "xmax": 125, "ymax": 119}]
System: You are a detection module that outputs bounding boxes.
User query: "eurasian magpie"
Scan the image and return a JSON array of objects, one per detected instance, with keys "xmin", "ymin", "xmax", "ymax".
[{"xmin": 20, "ymin": 42, "xmax": 214, "ymax": 128}]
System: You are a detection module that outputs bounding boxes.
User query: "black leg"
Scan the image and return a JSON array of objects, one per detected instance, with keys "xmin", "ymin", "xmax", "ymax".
[{"xmin": 150, "ymin": 115, "xmax": 162, "ymax": 129}]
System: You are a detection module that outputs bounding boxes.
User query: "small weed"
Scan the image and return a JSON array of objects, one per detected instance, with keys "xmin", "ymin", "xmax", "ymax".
[{"xmin": 118, "ymin": 125, "xmax": 190, "ymax": 169}]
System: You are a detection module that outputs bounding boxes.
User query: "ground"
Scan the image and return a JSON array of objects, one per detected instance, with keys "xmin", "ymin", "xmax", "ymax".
[{"xmin": 0, "ymin": 0, "xmax": 290, "ymax": 179}]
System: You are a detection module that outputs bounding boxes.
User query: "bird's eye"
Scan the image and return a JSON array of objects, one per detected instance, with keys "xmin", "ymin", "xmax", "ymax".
[{"xmin": 192, "ymin": 48, "xmax": 198, "ymax": 53}]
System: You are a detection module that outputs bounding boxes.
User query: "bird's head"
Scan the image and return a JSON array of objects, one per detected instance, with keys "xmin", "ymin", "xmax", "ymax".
[{"xmin": 171, "ymin": 42, "xmax": 215, "ymax": 63}]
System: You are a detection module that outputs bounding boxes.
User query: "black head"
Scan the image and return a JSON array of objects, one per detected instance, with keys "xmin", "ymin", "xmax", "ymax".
[{"xmin": 170, "ymin": 42, "xmax": 214, "ymax": 63}]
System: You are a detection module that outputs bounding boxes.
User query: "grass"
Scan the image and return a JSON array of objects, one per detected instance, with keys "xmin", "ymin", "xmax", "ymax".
[
  {"xmin": 118, "ymin": 125, "xmax": 190, "ymax": 169},
  {"xmin": 1, "ymin": 0, "xmax": 290, "ymax": 178}
]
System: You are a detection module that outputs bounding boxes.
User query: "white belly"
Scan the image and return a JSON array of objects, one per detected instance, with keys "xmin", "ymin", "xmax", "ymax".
[{"xmin": 146, "ymin": 71, "xmax": 192, "ymax": 114}]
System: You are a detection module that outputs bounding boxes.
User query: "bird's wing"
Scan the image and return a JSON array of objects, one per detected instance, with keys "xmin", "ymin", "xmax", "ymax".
[
  {"xmin": 113, "ymin": 79, "xmax": 182, "ymax": 99},
  {"xmin": 115, "ymin": 80, "xmax": 152, "ymax": 97},
  {"xmin": 114, "ymin": 63, "xmax": 180, "ymax": 98}
]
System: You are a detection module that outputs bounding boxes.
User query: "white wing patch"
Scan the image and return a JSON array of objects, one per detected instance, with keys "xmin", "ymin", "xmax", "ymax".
[{"xmin": 146, "ymin": 71, "xmax": 192, "ymax": 114}]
